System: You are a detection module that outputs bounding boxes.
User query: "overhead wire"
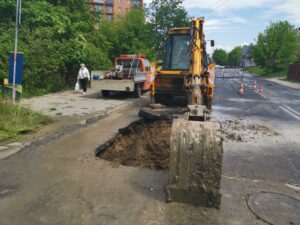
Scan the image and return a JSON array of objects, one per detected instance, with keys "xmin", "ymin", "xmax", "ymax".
[
  {"xmin": 203, "ymin": 0, "xmax": 230, "ymax": 18},
  {"xmin": 197, "ymin": 0, "xmax": 228, "ymax": 17}
]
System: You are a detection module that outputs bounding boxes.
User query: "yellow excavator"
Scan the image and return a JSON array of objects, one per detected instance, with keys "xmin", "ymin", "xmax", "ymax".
[{"xmin": 147, "ymin": 18, "xmax": 223, "ymax": 208}]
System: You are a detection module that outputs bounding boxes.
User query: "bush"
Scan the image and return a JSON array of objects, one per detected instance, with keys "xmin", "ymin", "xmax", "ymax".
[{"xmin": 0, "ymin": 0, "xmax": 112, "ymax": 96}]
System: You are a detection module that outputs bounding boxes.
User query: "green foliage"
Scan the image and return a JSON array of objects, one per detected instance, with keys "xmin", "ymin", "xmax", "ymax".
[
  {"xmin": 243, "ymin": 66, "xmax": 287, "ymax": 77},
  {"xmin": 212, "ymin": 49, "xmax": 228, "ymax": 66},
  {"xmin": 99, "ymin": 8, "xmax": 156, "ymax": 61},
  {"xmin": 148, "ymin": 0, "xmax": 189, "ymax": 58},
  {"xmin": 251, "ymin": 21, "xmax": 300, "ymax": 72},
  {"xmin": 0, "ymin": 101, "xmax": 53, "ymax": 142},
  {"xmin": 242, "ymin": 66, "xmax": 266, "ymax": 76},
  {"xmin": 228, "ymin": 46, "xmax": 242, "ymax": 67},
  {"xmin": 0, "ymin": 0, "xmax": 111, "ymax": 96},
  {"xmin": 0, "ymin": 0, "xmax": 191, "ymax": 96}
]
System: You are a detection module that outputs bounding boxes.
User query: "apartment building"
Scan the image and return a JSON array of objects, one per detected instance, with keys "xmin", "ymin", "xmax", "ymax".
[{"xmin": 86, "ymin": 0, "xmax": 143, "ymax": 20}]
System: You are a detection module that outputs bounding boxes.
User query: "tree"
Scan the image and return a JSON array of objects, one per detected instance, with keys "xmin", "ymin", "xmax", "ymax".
[
  {"xmin": 212, "ymin": 49, "xmax": 228, "ymax": 66},
  {"xmin": 99, "ymin": 8, "xmax": 155, "ymax": 61},
  {"xmin": 148, "ymin": 0, "xmax": 189, "ymax": 58},
  {"xmin": 251, "ymin": 21, "xmax": 300, "ymax": 72},
  {"xmin": 228, "ymin": 46, "xmax": 242, "ymax": 67},
  {"xmin": 0, "ymin": 0, "xmax": 111, "ymax": 96}
]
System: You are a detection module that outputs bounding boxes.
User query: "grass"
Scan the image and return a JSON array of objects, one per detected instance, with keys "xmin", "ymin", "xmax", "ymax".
[
  {"xmin": 243, "ymin": 66, "xmax": 287, "ymax": 78},
  {"xmin": 0, "ymin": 100, "xmax": 53, "ymax": 143}
]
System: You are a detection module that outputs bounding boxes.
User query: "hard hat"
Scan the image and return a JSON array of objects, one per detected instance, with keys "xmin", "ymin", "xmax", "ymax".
[{"xmin": 80, "ymin": 63, "xmax": 85, "ymax": 67}]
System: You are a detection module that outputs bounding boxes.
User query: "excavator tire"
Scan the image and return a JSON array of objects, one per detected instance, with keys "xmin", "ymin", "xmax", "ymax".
[{"xmin": 166, "ymin": 118, "xmax": 223, "ymax": 208}]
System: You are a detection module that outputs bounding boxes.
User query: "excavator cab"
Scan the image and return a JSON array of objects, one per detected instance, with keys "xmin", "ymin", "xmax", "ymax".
[
  {"xmin": 153, "ymin": 20, "xmax": 215, "ymax": 112},
  {"xmin": 163, "ymin": 29, "xmax": 190, "ymax": 71}
]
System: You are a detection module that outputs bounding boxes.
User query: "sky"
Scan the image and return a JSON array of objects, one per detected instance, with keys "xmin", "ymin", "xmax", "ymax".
[{"xmin": 144, "ymin": 0, "xmax": 300, "ymax": 53}]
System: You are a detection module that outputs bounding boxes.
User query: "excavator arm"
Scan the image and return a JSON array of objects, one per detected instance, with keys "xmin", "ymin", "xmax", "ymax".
[{"xmin": 164, "ymin": 18, "xmax": 223, "ymax": 208}]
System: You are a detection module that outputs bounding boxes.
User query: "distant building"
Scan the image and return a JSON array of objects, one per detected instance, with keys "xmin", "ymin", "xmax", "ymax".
[
  {"xmin": 240, "ymin": 45, "xmax": 256, "ymax": 68},
  {"xmin": 86, "ymin": 0, "xmax": 143, "ymax": 21}
]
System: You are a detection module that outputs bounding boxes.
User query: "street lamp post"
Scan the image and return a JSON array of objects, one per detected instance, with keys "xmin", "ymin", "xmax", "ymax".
[{"xmin": 12, "ymin": 0, "xmax": 22, "ymax": 104}]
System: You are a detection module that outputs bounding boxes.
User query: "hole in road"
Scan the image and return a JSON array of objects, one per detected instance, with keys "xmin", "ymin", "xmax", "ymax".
[{"xmin": 96, "ymin": 120, "xmax": 172, "ymax": 170}]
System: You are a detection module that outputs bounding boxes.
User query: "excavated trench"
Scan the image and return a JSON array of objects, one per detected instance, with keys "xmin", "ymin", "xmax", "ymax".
[{"xmin": 96, "ymin": 120, "xmax": 172, "ymax": 170}]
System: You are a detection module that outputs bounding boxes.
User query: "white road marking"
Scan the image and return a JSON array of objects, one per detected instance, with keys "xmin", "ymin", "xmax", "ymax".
[
  {"xmin": 284, "ymin": 106, "xmax": 300, "ymax": 117},
  {"xmin": 223, "ymin": 71, "xmax": 300, "ymax": 121},
  {"xmin": 279, "ymin": 106, "xmax": 300, "ymax": 121}
]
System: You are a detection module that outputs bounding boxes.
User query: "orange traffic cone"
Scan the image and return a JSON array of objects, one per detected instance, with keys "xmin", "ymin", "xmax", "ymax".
[
  {"xmin": 252, "ymin": 80, "xmax": 257, "ymax": 90},
  {"xmin": 239, "ymin": 81, "xmax": 244, "ymax": 95},
  {"xmin": 259, "ymin": 83, "xmax": 264, "ymax": 94}
]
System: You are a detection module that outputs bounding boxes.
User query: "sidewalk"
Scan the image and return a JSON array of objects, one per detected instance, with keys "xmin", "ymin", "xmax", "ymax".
[
  {"xmin": 1, "ymin": 80, "xmax": 144, "ymax": 160},
  {"xmin": 264, "ymin": 77, "xmax": 300, "ymax": 90},
  {"xmin": 20, "ymin": 80, "xmax": 134, "ymax": 117}
]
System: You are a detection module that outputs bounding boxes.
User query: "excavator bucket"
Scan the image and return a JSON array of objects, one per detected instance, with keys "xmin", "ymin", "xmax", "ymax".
[{"xmin": 166, "ymin": 118, "xmax": 223, "ymax": 208}]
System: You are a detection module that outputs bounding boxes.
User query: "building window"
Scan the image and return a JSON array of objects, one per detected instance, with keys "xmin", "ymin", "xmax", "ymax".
[
  {"xmin": 127, "ymin": 0, "xmax": 130, "ymax": 3},
  {"xmin": 132, "ymin": 0, "xmax": 140, "ymax": 6},
  {"xmin": 95, "ymin": 5, "xmax": 104, "ymax": 11},
  {"xmin": 107, "ymin": 15, "xmax": 113, "ymax": 20},
  {"xmin": 118, "ymin": 7, "xmax": 122, "ymax": 13},
  {"xmin": 106, "ymin": 0, "xmax": 113, "ymax": 5},
  {"xmin": 93, "ymin": 0, "xmax": 104, "ymax": 3},
  {"xmin": 127, "ymin": 8, "xmax": 130, "ymax": 13},
  {"xmin": 118, "ymin": 0, "xmax": 121, "ymax": 3},
  {"xmin": 106, "ymin": 6, "xmax": 113, "ymax": 13}
]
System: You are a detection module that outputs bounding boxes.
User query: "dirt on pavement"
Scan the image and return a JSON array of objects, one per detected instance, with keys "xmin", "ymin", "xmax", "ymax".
[{"xmin": 222, "ymin": 118, "xmax": 280, "ymax": 142}]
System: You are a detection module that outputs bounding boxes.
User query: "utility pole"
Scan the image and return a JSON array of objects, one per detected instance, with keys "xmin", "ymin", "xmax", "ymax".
[{"xmin": 12, "ymin": 0, "xmax": 22, "ymax": 104}]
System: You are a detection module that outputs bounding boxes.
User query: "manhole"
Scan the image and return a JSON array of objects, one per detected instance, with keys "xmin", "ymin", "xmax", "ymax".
[
  {"xmin": 247, "ymin": 192, "xmax": 300, "ymax": 225},
  {"xmin": 96, "ymin": 120, "xmax": 172, "ymax": 169}
]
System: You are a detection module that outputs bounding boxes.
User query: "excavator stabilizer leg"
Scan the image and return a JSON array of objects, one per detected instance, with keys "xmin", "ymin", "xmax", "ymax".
[{"xmin": 166, "ymin": 118, "xmax": 223, "ymax": 208}]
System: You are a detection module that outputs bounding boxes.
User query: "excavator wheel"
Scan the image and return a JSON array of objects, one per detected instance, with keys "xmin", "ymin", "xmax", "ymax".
[{"xmin": 166, "ymin": 117, "xmax": 223, "ymax": 208}]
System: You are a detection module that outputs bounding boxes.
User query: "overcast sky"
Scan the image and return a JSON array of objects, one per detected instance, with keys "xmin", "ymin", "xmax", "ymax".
[{"xmin": 144, "ymin": 0, "xmax": 300, "ymax": 53}]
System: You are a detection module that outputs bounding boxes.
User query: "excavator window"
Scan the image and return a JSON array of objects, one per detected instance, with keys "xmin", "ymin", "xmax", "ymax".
[{"xmin": 163, "ymin": 34, "xmax": 190, "ymax": 71}]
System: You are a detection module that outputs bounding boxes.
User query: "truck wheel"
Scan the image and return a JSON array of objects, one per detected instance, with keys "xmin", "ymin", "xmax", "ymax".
[
  {"xmin": 134, "ymin": 84, "xmax": 141, "ymax": 98},
  {"xmin": 101, "ymin": 90, "xmax": 110, "ymax": 97}
]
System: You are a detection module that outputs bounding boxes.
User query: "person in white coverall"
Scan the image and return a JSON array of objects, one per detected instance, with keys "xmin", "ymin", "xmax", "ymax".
[{"xmin": 77, "ymin": 63, "xmax": 90, "ymax": 95}]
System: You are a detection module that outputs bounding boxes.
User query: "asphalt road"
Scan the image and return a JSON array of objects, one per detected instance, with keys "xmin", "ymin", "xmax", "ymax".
[
  {"xmin": 0, "ymin": 69, "xmax": 299, "ymax": 225},
  {"xmin": 214, "ymin": 69, "xmax": 300, "ymax": 185}
]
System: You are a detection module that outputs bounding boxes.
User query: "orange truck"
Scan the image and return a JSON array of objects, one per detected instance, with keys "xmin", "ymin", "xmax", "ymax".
[{"xmin": 99, "ymin": 54, "xmax": 155, "ymax": 98}]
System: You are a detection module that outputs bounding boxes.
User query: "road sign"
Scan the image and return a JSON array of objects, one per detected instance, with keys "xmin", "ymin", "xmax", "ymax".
[{"xmin": 9, "ymin": 52, "xmax": 24, "ymax": 85}]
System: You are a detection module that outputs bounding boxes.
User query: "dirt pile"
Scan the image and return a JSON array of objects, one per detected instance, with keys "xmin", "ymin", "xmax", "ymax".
[
  {"xmin": 222, "ymin": 118, "xmax": 280, "ymax": 142},
  {"xmin": 97, "ymin": 120, "xmax": 172, "ymax": 169}
]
